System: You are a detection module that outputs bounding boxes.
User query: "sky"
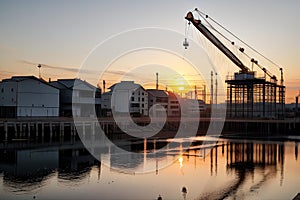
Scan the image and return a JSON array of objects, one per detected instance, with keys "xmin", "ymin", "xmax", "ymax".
[{"xmin": 0, "ymin": 0, "xmax": 299, "ymax": 102}]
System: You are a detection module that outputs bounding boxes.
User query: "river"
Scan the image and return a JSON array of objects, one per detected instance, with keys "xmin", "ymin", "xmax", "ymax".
[{"xmin": 0, "ymin": 136, "xmax": 299, "ymax": 200}]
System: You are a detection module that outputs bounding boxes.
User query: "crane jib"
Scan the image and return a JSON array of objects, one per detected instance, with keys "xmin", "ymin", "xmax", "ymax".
[{"xmin": 185, "ymin": 12, "xmax": 250, "ymax": 73}]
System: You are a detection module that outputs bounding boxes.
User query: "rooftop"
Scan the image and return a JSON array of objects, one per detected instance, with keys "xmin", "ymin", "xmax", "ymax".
[{"xmin": 147, "ymin": 89, "xmax": 168, "ymax": 98}]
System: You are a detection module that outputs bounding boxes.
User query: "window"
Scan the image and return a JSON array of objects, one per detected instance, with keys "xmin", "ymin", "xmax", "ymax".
[
  {"xmin": 130, "ymin": 103, "xmax": 140, "ymax": 108},
  {"xmin": 131, "ymin": 97, "xmax": 134, "ymax": 101},
  {"xmin": 157, "ymin": 98, "xmax": 168, "ymax": 103},
  {"xmin": 11, "ymin": 88, "xmax": 14, "ymax": 92},
  {"xmin": 142, "ymin": 92, "xmax": 144, "ymax": 95},
  {"xmin": 138, "ymin": 97, "xmax": 140, "ymax": 101},
  {"xmin": 142, "ymin": 104, "xmax": 144, "ymax": 108},
  {"xmin": 142, "ymin": 98, "xmax": 144, "ymax": 101},
  {"xmin": 1, "ymin": 88, "xmax": 3, "ymax": 93},
  {"xmin": 132, "ymin": 92, "xmax": 135, "ymax": 95}
]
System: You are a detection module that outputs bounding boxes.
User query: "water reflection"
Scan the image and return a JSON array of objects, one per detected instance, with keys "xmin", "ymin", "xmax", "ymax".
[
  {"xmin": 0, "ymin": 145, "xmax": 100, "ymax": 193},
  {"xmin": 58, "ymin": 148, "xmax": 101, "ymax": 186},
  {"xmin": 0, "ymin": 149, "xmax": 58, "ymax": 193},
  {"xmin": 0, "ymin": 138, "xmax": 299, "ymax": 199},
  {"xmin": 203, "ymin": 142, "xmax": 284, "ymax": 200}
]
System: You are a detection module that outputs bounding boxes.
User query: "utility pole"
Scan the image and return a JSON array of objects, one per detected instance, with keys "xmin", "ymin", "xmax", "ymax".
[
  {"xmin": 203, "ymin": 84, "xmax": 206, "ymax": 104},
  {"xmin": 103, "ymin": 80, "xmax": 106, "ymax": 93},
  {"xmin": 156, "ymin": 72, "xmax": 158, "ymax": 90},
  {"xmin": 215, "ymin": 72, "xmax": 218, "ymax": 106},
  {"xmin": 210, "ymin": 71, "xmax": 213, "ymax": 105}
]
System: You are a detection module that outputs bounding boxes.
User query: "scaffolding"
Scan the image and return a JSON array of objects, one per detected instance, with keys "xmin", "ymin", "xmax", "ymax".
[{"xmin": 226, "ymin": 72, "xmax": 285, "ymax": 119}]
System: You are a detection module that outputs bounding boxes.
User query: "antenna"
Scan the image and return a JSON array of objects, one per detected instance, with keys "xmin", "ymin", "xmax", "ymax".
[{"xmin": 37, "ymin": 64, "xmax": 42, "ymax": 78}]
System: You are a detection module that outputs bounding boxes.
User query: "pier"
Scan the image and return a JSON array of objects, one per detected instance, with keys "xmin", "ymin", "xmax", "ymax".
[{"xmin": 0, "ymin": 117, "xmax": 299, "ymax": 143}]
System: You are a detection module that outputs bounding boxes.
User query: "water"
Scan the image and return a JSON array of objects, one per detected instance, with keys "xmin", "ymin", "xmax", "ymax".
[{"xmin": 0, "ymin": 137, "xmax": 299, "ymax": 200}]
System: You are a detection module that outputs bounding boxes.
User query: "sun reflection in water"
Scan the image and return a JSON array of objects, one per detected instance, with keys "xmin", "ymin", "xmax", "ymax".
[{"xmin": 178, "ymin": 156, "xmax": 183, "ymax": 168}]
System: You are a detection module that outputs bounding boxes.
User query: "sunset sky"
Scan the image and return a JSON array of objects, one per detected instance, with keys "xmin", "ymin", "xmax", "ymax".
[{"xmin": 0, "ymin": 0, "xmax": 299, "ymax": 103}]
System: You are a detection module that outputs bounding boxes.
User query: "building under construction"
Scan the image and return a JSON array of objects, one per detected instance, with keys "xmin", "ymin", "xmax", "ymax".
[
  {"xmin": 185, "ymin": 9, "xmax": 285, "ymax": 119},
  {"xmin": 226, "ymin": 72, "xmax": 285, "ymax": 119}
]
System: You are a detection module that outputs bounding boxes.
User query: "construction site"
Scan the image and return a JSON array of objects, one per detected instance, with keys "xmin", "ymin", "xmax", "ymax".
[{"xmin": 185, "ymin": 9, "xmax": 285, "ymax": 119}]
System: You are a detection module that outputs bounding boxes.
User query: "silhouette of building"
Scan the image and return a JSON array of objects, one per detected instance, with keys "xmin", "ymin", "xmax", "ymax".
[
  {"xmin": 182, "ymin": 99, "xmax": 206, "ymax": 117},
  {"xmin": 0, "ymin": 76, "xmax": 59, "ymax": 117},
  {"xmin": 167, "ymin": 92, "xmax": 180, "ymax": 117},
  {"xmin": 147, "ymin": 89, "xmax": 168, "ymax": 117},
  {"xmin": 50, "ymin": 78, "xmax": 101, "ymax": 117}
]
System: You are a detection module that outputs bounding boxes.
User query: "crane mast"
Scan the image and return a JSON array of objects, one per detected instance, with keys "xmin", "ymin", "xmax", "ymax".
[{"xmin": 185, "ymin": 12, "xmax": 250, "ymax": 74}]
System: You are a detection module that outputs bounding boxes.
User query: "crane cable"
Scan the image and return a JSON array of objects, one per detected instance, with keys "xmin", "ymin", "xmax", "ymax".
[
  {"xmin": 195, "ymin": 9, "xmax": 281, "ymax": 70},
  {"xmin": 194, "ymin": 10, "xmax": 251, "ymax": 68},
  {"xmin": 193, "ymin": 10, "xmax": 252, "ymax": 72},
  {"xmin": 192, "ymin": 9, "xmax": 279, "ymax": 83},
  {"xmin": 197, "ymin": 11, "xmax": 275, "ymax": 81},
  {"xmin": 194, "ymin": 10, "xmax": 232, "ymax": 45}
]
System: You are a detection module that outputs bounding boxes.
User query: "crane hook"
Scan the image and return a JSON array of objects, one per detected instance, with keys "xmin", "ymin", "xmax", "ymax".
[{"xmin": 183, "ymin": 38, "xmax": 189, "ymax": 49}]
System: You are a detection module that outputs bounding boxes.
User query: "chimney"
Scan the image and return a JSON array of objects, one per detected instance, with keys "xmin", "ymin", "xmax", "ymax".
[{"xmin": 49, "ymin": 78, "xmax": 51, "ymax": 83}]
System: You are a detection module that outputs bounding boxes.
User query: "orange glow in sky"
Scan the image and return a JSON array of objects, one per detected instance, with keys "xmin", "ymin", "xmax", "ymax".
[{"xmin": 0, "ymin": 1, "xmax": 299, "ymax": 103}]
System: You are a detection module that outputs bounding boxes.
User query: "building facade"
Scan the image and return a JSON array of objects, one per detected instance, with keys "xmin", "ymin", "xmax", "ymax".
[
  {"xmin": 0, "ymin": 76, "xmax": 59, "ymax": 117},
  {"xmin": 50, "ymin": 79, "xmax": 101, "ymax": 117},
  {"xmin": 102, "ymin": 81, "xmax": 148, "ymax": 116},
  {"xmin": 147, "ymin": 89, "xmax": 168, "ymax": 117},
  {"xmin": 167, "ymin": 92, "xmax": 181, "ymax": 117}
]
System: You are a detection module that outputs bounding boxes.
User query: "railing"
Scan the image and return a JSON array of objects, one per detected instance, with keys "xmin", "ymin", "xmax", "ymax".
[{"xmin": 72, "ymin": 97, "xmax": 101, "ymax": 104}]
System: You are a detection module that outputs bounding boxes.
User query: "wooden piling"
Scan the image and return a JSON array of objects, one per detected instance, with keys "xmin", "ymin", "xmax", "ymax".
[{"xmin": 4, "ymin": 122, "xmax": 8, "ymax": 141}]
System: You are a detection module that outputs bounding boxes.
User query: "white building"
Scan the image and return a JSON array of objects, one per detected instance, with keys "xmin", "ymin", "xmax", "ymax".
[
  {"xmin": 50, "ymin": 78, "xmax": 101, "ymax": 117},
  {"xmin": 102, "ymin": 81, "xmax": 148, "ymax": 116},
  {"xmin": 0, "ymin": 76, "xmax": 59, "ymax": 117}
]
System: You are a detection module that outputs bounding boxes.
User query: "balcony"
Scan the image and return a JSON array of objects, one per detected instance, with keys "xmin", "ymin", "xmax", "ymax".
[{"xmin": 72, "ymin": 97, "xmax": 101, "ymax": 104}]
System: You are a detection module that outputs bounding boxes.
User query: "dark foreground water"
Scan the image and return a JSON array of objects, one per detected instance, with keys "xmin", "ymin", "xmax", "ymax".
[{"xmin": 0, "ymin": 136, "xmax": 300, "ymax": 200}]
